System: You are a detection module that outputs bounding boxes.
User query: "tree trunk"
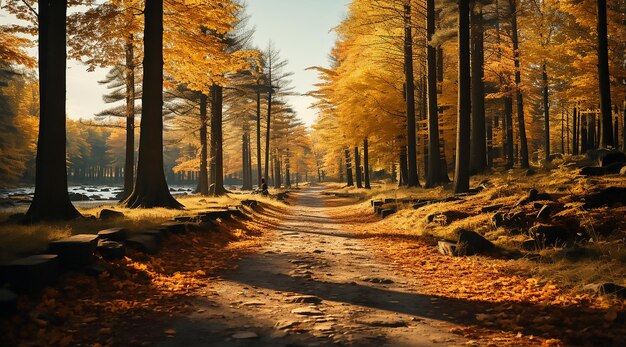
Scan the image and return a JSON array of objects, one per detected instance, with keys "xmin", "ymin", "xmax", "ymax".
[
  {"xmin": 403, "ymin": 3, "xmax": 419, "ymax": 187},
  {"xmin": 256, "ymin": 79, "xmax": 263, "ymax": 186},
  {"xmin": 26, "ymin": 0, "xmax": 81, "ymax": 221},
  {"xmin": 242, "ymin": 133, "xmax": 248, "ymax": 190},
  {"xmin": 470, "ymin": 5, "xmax": 486, "ymax": 174},
  {"xmin": 264, "ymin": 68, "xmax": 273, "ymax": 181},
  {"xmin": 561, "ymin": 110, "xmax": 565, "ymax": 154},
  {"xmin": 623, "ymin": 101, "xmax": 626, "ymax": 152},
  {"xmin": 338, "ymin": 156, "xmax": 344, "ymax": 183},
  {"xmin": 399, "ymin": 146, "xmax": 408, "ymax": 186},
  {"xmin": 510, "ymin": 0, "xmax": 529, "ymax": 168},
  {"xmin": 426, "ymin": 0, "xmax": 446, "ymax": 188},
  {"xmin": 210, "ymin": 84, "xmax": 226, "ymax": 196},
  {"xmin": 123, "ymin": 0, "xmax": 180, "ymax": 208},
  {"xmin": 355, "ymin": 146, "xmax": 362, "ymax": 188},
  {"xmin": 122, "ymin": 34, "xmax": 135, "ymax": 200},
  {"xmin": 345, "ymin": 149, "xmax": 354, "ymax": 187},
  {"xmin": 579, "ymin": 111, "xmax": 589, "ymax": 154},
  {"xmin": 198, "ymin": 92, "xmax": 209, "ymax": 195},
  {"xmin": 543, "ymin": 62, "xmax": 550, "ymax": 161},
  {"xmin": 572, "ymin": 106, "xmax": 578, "ymax": 155},
  {"xmin": 597, "ymin": 0, "xmax": 614, "ymax": 148},
  {"xmin": 588, "ymin": 113, "xmax": 596, "ymax": 150},
  {"xmin": 363, "ymin": 138, "xmax": 371, "ymax": 189},
  {"xmin": 285, "ymin": 149, "xmax": 291, "ymax": 188},
  {"xmin": 453, "ymin": 0, "xmax": 471, "ymax": 194}
]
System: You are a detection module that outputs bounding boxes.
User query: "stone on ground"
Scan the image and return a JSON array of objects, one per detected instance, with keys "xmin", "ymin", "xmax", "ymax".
[
  {"xmin": 97, "ymin": 227, "xmax": 127, "ymax": 242},
  {"xmin": 437, "ymin": 240, "xmax": 457, "ymax": 256},
  {"xmin": 600, "ymin": 151, "xmax": 626, "ymax": 167},
  {"xmin": 99, "ymin": 209, "xmax": 125, "ymax": 220},
  {"xmin": 126, "ymin": 235, "xmax": 160, "ymax": 254},
  {"xmin": 288, "ymin": 295, "xmax": 322, "ymax": 304},
  {"xmin": 231, "ymin": 331, "xmax": 258, "ymax": 339},
  {"xmin": 291, "ymin": 307, "xmax": 324, "ymax": 316},
  {"xmin": 530, "ymin": 225, "xmax": 570, "ymax": 247},
  {"xmin": 456, "ymin": 229, "xmax": 495, "ymax": 256},
  {"xmin": 97, "ymin": 240, "xmax": 126, "ymax": 260},
  {"xmin": 48, "ymin": 234, "xmax": 99, "ymax": 269},
  {"xmin": 5, "ymin": 254, "xmax": 59, "ymax": 292}
]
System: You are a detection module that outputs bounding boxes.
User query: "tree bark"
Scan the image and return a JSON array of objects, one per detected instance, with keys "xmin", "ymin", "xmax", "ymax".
[
  {"xmin": 122, "ymin": 34, "xmax": 135, "ymax": 200},
  {"xmin": 198, "ymin": 92, "xmax": 209, "ymax": 195},
  {"xmin": 26, "ymin": 0, "xmax": 81, "ymax": 222},
  {"xmin": 470, "ymin": 5, "xmax": 486, "ymax": 174},
  {"xmin": 124, "ymin": 0, "xmax": 181, "ymax": 209},
  {"xmin": 363, "ymin": 138, "xmax": 371, "ymax": 189},
  {"xmin": 426, "ymin": 0, "xmax": 446, "ymax": 188},
  {"xmin": 597, "ymin": 0, "xmax": 614, "ymax": 148},
  {"xmin": 510, "ymin": 0, "xmax": 529, "ymax": 168},
  {"xmin": 399, "ymin": 146, "xmax": 408, "ymax": 186},
  {"xmin": 572, "ymin": 106, "xmax": 578, "ymax": 155},
  {"xmin": 355, "ymin": 146, "xmax": 362, "ymax": 188},
  {"xmin": 581, "ymin": 114, "xmax": 589, "ymax": 153},
  {"xmin": 210, "ymin": 84, "xmax": 226, "ymax": 196},
  {"xmin": 403, "ymin": 3, "xmax": 419, "ymax": 187},
  {"xmin": 264, "ymin": 65, "xmax": 273, "ymax": 181},
  {"xmin": 256, "ymin": 79, "xmax": 263, "ymax": 186},
  {"xmin": 588, "ymin": 113, "xmax": 596, "ymax": 150},
  {"xmin": 543, "ymin": 62, "xmax": 550, "ymax": 160},
  {"xmin": 345, "ymin": 149, "xmax": 354, "ymax": 187},
  {"xmin": 453, "ymin": 0, "xmax": 471, "ymax": 194}
]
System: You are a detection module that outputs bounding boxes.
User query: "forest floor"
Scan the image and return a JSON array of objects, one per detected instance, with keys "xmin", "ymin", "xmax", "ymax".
[{"xmin": 1, "ymin": 167, "xmax": 625, "ymax": 346}]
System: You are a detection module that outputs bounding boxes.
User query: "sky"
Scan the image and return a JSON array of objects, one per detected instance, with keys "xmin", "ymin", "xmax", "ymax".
[{"xmin": 2, "ymin": 0, "xmax": 350, "ymax": 127}]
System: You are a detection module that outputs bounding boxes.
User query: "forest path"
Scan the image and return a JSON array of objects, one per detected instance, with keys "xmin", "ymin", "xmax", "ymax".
[{"xmin": 156, "ymin": 187, "xmax": 465, "ymax": 347}]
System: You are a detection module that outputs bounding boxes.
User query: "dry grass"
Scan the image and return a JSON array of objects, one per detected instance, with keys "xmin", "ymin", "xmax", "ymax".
[
  {"xmin": 321, "ymin": 164, "xmax": 626, "ymax": 293},
  {"xmin": 0, "ymin": 192, "xmax": 285, "ymax": 263}
]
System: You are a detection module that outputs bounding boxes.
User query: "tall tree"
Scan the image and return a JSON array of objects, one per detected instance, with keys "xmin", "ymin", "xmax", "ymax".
[
  {"xmin": 426, "ymin": 0, "xmax": 447, "ymax": 187},
  {"xmin": 596, "ymin": 0, "xmax": 614, "ymax": 148},
  {"xmin": 26, "ymin": 0, "xmax": 81, "ymax": 222},
  {"xmin": 403, "ymin": 2, "xmax": 419, "ymax": 187},
  {"xmin": 363, "ymin": 137, "xmax": 371, "ymax": 189},
  {"xmin": 509, "ymin": 0, "xmax": 529, "ymax": 168},
  {"xmin": 210, "ymin": 84, "xmax": 227, "ymax": 195},
  {"xmin": 123, "ymin": 0, "xmax": 182, "ymax": 208},
  {"xmin": 454, "ymin": 0, "xmax": 472, "ymax": 194},
  {"xmin": 469, "ymin": 2, "xmax": 487, "ymax": 174}
]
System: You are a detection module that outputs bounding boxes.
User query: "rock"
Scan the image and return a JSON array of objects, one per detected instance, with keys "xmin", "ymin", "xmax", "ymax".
[
  {"xmin": 126, "ymin": 235, "xmax": 160, "ymax": 254},
  {"xmin": 371, "ymin": 200, "xmax": 384, "ymax": 207},
  {"xmin": 275, "ymin": 321, "xmax": 299, "ymax": 330},
  {"xmin": 99, "ymin": 209, "xmax": 125, "ymax": 220},
  {"xmin": 528, "ymin": 189, "xmax": 539, "ymax": 201},
  {"xmin": 291, "ymin": 307, "xmax": 324, "ymax": 316},
  {"xmin": 583, "ymin": 187, "xmax": 626, "ymax": 208},
  {"xmin": 521, "ymin": 239, "xmax": 538, "ymax": 251},
  {"xmin": 600, "ymin": 151, "xmax": 626, "ymax": 167},
  {"xmin": 603, "ymin": 162, "xmax": 626, "ymax": 174},
  {"xmin": 529, "ymin": 225, "xmax": 570, "ymax": 247},
  {"xmin": 97, "ymin": 240, "xmax": 126, "ymax": 260},
  {"xmin": 481, "ymin": 204, "xmax": 503, "ymax": 213},
  {"xmin": 198, "ymin": 209, "xmax": 231, "ymax": 221},
  {"xmin": 0, "ymin": 288, "xmax": 18, "ymax": 315},
  {"xmin": 97, "ymin": 227, "xmax": 127, "ymax": 242},
  {"xmin": 380, "ymin": 209, "xmax": 396, "ymax": 219},
  {"xmin": 5, "ymin": 254, "xmax": 59, "ymax": 292},
  {"xmin": 525, "ymin": 169, "xmax": 536, "ymax": 176},
  {"xmin": 437, "ymin": 240, "xmax": 457, "ymax": 256},
  {"xmin": 289, "ymin": 295, "xmax": 322, "ymax": 304},
  {"xmin": 242, "ymin": 199, "xmax": 258, "ymax": 208},
  {"xmin": 232, "ymin": 331, "xmax": 258, "ymax": 339},
  {"xmin": 456, "ymin": 230, "xmax": 495, "ymax": 256},
  {"xmin": 537, "ymin": 205, "xmax": 551, "ymax": 219},
  {"xmin": 491, "ymin": 212, "xmax": 506, "ymax": 228},
  {"xmin": 580, "ymin": 166, "xmax": 606, "ymax": 176},
  {"xmin": 48, "ymin": 234, "xmax": 98, "ymax": 269},
  {"xmin": 68, "ymin": 192, "xmax": 91, "ymax": 201},
  {"xmin": 161, "ymin": 222, "xmax": 187, "ymax": 235},
  {"xmin": 621, "ymin": 166, "xmax": 626, "ymax": 175},
  {"xmin": 228, "ymin": 206, "xmax": 246, "ymax": 218},
  {"xmin": 136, "ymin": 229, "xmax": 168, "ymax": 244},
  {"xmin": 360, "ymin": 277, "xmax": 394, "ymax": 284}
]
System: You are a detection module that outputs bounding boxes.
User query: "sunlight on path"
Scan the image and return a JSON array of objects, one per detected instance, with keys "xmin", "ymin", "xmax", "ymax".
[{"xmin": 156, "ymin": 188, "xmax": 464, "ymax": 346}]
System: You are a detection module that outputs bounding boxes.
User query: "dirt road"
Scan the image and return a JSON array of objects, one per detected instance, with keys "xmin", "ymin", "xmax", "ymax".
[{"xmin": 156, "ymin": 188, "xmax": 465, "ymax": 347}]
